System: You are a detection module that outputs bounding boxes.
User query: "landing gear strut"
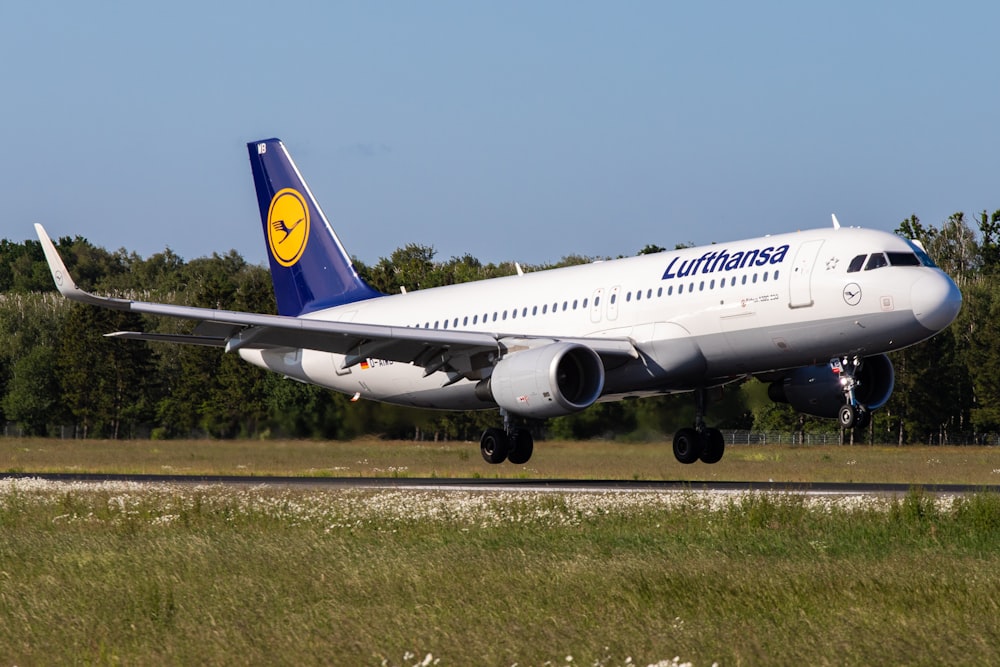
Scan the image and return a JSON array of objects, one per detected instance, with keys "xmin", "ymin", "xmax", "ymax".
[
  {"xmin": 672, "ymin": 388, "xmax": 725, "ymax": 465},
  {"xmin": 833, "ymin": 357, "xmax": 871, "ymax": 430},
  {"xmin": 480, "ymin": 409, "xmax": 534, "ymax": 465}
]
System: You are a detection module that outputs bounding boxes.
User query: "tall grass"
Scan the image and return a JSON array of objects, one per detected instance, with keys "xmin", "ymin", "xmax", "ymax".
[{"xmin": 1, "ymin": 480, "xmax": 999, "ymax": 665}]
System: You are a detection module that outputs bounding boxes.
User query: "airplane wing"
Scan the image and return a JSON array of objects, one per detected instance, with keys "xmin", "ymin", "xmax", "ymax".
[{"xmin": 35, "ymin": 224, "xmax": 637, "ymax": 376}]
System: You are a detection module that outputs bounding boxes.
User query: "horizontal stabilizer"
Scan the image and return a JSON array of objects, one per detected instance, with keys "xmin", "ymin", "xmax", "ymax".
[{"xmin": 106, "ymin": 331, "xmax": 229, "ymax": 347}]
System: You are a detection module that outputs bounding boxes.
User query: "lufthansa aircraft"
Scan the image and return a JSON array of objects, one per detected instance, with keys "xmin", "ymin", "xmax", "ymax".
[{"xmin": 35, "ymin": 138, "xmax": 962, "ymax": 465}]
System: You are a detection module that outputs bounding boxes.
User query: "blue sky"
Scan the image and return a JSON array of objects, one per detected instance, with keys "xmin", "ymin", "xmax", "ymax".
[{"xmin": 2, "ymin": 2, "xmax": 997, "ymax": 267}]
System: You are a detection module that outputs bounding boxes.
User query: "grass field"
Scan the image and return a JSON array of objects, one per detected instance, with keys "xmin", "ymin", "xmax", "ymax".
[
  {"xmin": 4, "ymin": 437, "xmax": 1000, "ymax": 484},
  {"xmin": 3, "ymin": 439, "xmax": 1000, "ymax": 665}
]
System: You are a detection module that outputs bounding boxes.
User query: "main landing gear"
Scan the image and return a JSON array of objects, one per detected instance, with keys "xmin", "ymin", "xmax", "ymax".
[
  {"xmin": 480, "ymin": 409, "xmax": 534, "ymax": 464},
  {"xmin": 672, "ymin": 388, "xmax": 725, "ymax": 465},
  {"xmin": 833, "ymin": 356, "xmax": 871, "ymax": 430}
]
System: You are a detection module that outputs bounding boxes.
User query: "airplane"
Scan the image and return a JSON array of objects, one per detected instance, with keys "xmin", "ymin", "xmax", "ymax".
[{"xmin": 34, "ymin": 137, "xmax": 962, "ymax": 465}]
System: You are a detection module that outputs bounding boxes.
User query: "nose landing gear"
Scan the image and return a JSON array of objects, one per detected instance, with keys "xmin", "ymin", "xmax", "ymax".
[{"xmin": 833, "ymin": 357, "xmax": 872, "ymax": 430}]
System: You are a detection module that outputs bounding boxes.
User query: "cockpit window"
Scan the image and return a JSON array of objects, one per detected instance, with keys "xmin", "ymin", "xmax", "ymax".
[
  {"xmin": 864, "ymin": 253, "xmax": 888, "ymax": 270},
  {"xmin": 847, "ymin": 254, "xmax": 867, "ymax": 273},
  {"xmin": 887, "ymin": 252, "xmax": 921, "ymax": 267},
  {"xmin": 904, "ymin": 239, "xmax": 938, "ymax": 267}
]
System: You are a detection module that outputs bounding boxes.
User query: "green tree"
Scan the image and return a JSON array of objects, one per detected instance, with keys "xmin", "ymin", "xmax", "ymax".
[
  {"xmin": 56, "ymin": 305, "xmax": 157, "ymax": 438},
  {"xmin": 1, "ymin": 346, "xmax": 61, "ymax": 435}
]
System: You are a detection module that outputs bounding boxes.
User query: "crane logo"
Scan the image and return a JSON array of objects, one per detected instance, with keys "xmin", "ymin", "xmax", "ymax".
[{"xmin": 266, "ymin": 188, "xmax": 310, "ymax": 267}]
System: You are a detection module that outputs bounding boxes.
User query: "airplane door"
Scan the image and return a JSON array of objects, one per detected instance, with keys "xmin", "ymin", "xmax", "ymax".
[
  {"xmin": 590, "ymin": 288, "xmax": 604, "ymax": 323},
  {"xmin": 607, "ymin": 286, "xmax": 620, "ymax": 321},
  {"xmin": 788, "ymin": 240, "xmax": 824, "ymax": 308}
]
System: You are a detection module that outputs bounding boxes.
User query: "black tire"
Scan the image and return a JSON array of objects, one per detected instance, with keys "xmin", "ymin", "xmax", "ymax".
[
  {"xmin": 507, "ymin": 428, "xmax": 534, "ymax": 464},
  {"xmin": 838, "ymin": 404, "xmax": 856, "ymax": 429},
  {"xmin": 480, "ymin": 428, "xmax": 509, "ymax": 464},
  {"xmin": 854, "ymin": 405, "xmax": 871, "ymax": 430},
  {"xmin": 700, "ymin": 428, "xmax": 725, "ymax": 464},
  {"xmin": 673, "ymin": 427, "xmax": 703, "ymax": 464}
]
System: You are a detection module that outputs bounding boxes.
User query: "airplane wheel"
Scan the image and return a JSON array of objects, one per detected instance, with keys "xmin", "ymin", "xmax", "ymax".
[
  {"xmin": 480, "ymin": 428, "xmax": 509, "ymax": 464},
  {"xmin": 854, "ymin": 405, "xmax": 871, "ymax": 430},
  {"xmin": 673, "ymin": 428, "xmax": 703, "ymax": 464},
  {"xmin": 838, "ymin": 404, "xmax": 856, "ymax": 429},
  {"xmin": 700, "ymin": 428, "xmax": 725, "ymax": 464},
  {"xmin": 507, "ymin": 428, "xmax": 534, "ymax": 464}
]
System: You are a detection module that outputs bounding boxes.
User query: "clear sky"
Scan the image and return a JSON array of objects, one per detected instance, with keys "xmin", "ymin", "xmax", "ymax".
[{"xmin": 2, "ymin": 1, "xmax": 998, "ymax": 267}]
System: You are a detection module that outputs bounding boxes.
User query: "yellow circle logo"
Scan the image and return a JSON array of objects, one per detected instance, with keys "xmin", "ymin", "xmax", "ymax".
[{"xmin": 266, "ymin": 188, "xmax": 310, "ymax": 267}]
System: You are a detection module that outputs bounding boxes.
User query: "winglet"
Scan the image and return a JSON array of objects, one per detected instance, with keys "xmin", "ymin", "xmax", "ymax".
[
  {"xmin": 831, "ymin": 214, "xmax": 841, "ymax": 230},
  {"xmin": 33, "ymin": 224, "xmax": 130, "ymax": 310}
]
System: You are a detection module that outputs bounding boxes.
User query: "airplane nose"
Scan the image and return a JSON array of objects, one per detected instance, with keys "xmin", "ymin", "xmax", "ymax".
[{"xmin": 911, "ymin": 271, "xmax": 962, "ymax": 332}]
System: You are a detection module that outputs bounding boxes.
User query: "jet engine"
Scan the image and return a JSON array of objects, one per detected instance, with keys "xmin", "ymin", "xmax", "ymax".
[
  {"xmin": 767, "ymin": 353, "xmax": 895, "ymax": 419},
  {"xmin": 477, "ymin": 342, "xmax": 605, "ymax": 419}
]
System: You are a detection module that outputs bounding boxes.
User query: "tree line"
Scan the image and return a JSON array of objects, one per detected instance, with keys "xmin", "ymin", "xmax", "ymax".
[{"xmin": 0, "ymin": 210, "xmax": 997, "ymax": 444}]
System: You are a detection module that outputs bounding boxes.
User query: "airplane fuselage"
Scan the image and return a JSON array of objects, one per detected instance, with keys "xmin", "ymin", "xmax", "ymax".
[{"xmin": 240, "ymin": 226, "xmax": 958, "ymax": 410}]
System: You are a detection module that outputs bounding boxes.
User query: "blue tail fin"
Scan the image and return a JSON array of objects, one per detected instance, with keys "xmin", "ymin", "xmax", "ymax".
[{"xmin": 248, "ymin": 138, "xmax": 383, "ymax": 316}]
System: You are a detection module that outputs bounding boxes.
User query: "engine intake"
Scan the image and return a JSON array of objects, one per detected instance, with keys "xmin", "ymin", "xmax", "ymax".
[
  {"xmin": 767, "ymin": 353, "xmax": 895, "ymax": 419},
  {"xmin": 477, "ymin": 342, "xmax": 605, "ymax": 418}
]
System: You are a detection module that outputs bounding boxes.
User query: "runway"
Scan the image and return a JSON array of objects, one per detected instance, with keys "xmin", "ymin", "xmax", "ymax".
[{"xmin": 2, "ymin": 472, "xmax": 997, "ymax": 495}]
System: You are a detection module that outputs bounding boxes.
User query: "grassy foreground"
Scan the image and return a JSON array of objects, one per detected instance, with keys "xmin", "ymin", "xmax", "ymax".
[
  {"xmin": 4, "ymin": 437, "xmax": 1000, "ymax": 484},
  {"xmin": 1, "ymin": 481, "xmax": 1000, "ymax": 665}
]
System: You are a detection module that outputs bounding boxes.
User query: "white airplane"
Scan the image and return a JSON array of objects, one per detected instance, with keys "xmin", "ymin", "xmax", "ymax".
[{"xmin": 34, "ymin": 138, "xmax": 962, "ymax": 465}]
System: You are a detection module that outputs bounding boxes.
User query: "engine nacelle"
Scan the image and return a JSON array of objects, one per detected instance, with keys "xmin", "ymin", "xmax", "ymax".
[
  {"xmin": 767, "ymin": 353, "xmax": 895, "ymax": 419},
  {"xmin": 478, "ymin": 342, "xmax": 605, "ymax": 419}
]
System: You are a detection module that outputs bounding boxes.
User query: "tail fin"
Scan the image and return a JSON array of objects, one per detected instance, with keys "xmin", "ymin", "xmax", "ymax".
[{"xmin": 248, "ymin": 138, "xmax": 383, "ymax": 316}]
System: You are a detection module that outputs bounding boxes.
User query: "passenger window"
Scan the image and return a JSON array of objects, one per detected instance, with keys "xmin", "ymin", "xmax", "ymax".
[
  {"xmin": 572, "ymin": 299, "xmax": 578, "ymax": 309},
  {"xmin": 699, "ymin": 281, "xmax": 705, "ymax": 291},
  {"xmin": 668, "ymin": 285, "xmax": 674, "ymax": 295},
  {"xmin": 657, "ymin": 287, "xmax": 662, "ymax": 297},
  {"xmin": 741, "ymin": 275, "xmax": 747, "ymax": 285},
  {"xmin": 752, "ymin": 274, "xmax": 758, "ymax": 283},
  {"xmin": 762, "ymin": 272, "xmax": 768, "ymax": 282},
  {"xmin": 511, "ymin": 309, "xmax": 517, "ymax": 319},
  {"xmin": 773, "ymin": 270, "xmax": 779, "ymax": 280},
  {"xmin": 562, "ymin": 301, "xmax": 568, "ymax": 311},
  {"xmin": 709, "ymin": 279, "xmax": 715, "ymax": 289},
  {"xmin": 522, "ymin": 307, "xmax": 528, "ymax": 317},
  {"xmin": 473, "ymin": 315, "xmax": 478, "ymax": 325},
  {"xmin": 594, "ymin": 296, "xmax": 600, "ymax": 306},
  {"xmin": 453, "ymin": 318, "xmax": 459, "ymax": 327},
  {"xmin": 636, "ymin": 291, "xmax": 641, "ymax": 301},
  {"xmin": 626, "ymin": 292, "xmax": 632, "ymax": 302},
  {"xmin": 847, "ymin": 255, "xmax": 867, "ymax": 273},
  {"xmin": 647, "ymin": 289, "xmax": 652, "ymax": 299},
  {"xmin": 679, "ymin": 284, "xmax": 684, "ymax": 294},
  {"xmin": 543, "ymin": 304, "xmax": 548, "ymax": 314},
  {"xmin": 582, "ymin": 298, "xmax": 588, "ymax": 308},
  {"xmin": 610, "ymin": 294, "xmax": 616, "ymax": 304},
  {"xmin": 865, "ymin": 253, "xmax": 888, "ymax": 270},
  {"xmin": 532, "ymin": 306, "xmax": 537, "ymax": 316}
]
